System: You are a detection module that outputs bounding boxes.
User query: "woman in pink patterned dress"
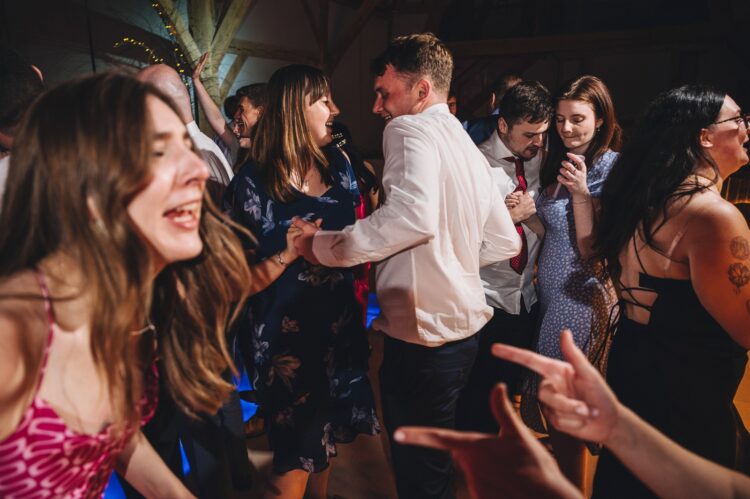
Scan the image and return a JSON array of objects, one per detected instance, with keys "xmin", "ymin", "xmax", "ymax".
[{"xmin": 0, "ymin": 72, "xmax": 251, "ymax": 498}]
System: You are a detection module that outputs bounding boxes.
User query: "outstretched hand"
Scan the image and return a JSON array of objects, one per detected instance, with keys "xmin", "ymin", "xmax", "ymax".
[
  {"xmin": 492, "ymin": 329, "xmax": 619, "ymax": 444},
  {"xmin": 291, "ymin": 217, "xmax": 322, "ymax": 265},
  {"xmin": 394, "ymin": 384, "xmax": 583, "ymax": 499}
]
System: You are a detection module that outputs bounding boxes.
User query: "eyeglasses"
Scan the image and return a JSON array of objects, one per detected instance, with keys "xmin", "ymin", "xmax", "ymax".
[{"xmin": 711, "ymin": 113, "xmax": 750, "ymax": 129}]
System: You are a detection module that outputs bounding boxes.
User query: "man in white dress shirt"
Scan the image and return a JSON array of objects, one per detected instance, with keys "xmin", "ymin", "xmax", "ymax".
[
  {"xmin": 294, "ymin": 33, "xmax": 521, "ymax": 499},
  {"xmin": 456, "ymin": 81, "xmax": 553, "ymax": 434}
]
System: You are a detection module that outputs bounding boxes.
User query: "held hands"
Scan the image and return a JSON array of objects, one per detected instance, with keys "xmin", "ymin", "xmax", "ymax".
[
  {"xmin": 192, "ymin": 52, "xmax": 208, "ymax": 82},
  {"xmin": 281, "ymin": 225, "xmax": 303, "ymax": 263},
  {"xmin": 492, "ymin": 330, "xmax": 619, "ymax": 444},
  {"xmin": 557, "ymin": 153, "xmax": 590, "ymax": 200},
  {"xmin": 394, "ymin": 384, "xmax": 582, "ymax": 499},
  {"xmin": 291, "ymin": 217, "xmax": 323, "ymax": 265},
  {"xmin": 505, "ymin": 192, "xmax": 536, "ymax": 223}
]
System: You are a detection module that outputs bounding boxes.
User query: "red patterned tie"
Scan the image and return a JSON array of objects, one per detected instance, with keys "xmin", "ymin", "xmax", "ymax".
[{"xmin": 505, "ymin": 156, "xmax": 528, "ymax": 274}]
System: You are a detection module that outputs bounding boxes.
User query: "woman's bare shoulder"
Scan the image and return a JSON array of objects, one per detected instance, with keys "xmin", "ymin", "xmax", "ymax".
[{"xmin": 684, "ymin": 190, "xmax": 746, "ymax": 232}]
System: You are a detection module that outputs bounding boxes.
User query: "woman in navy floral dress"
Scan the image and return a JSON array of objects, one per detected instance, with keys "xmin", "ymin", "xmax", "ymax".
[
  {"xmin": 522, "ymin": 76, "xmax": 621, "ymax": 490},
  {"xmin": 224, "ymin": 64, "xmax": 379, "ymax": 498}
]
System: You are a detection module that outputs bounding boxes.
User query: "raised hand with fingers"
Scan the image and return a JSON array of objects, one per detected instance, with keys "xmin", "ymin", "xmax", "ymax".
[
  {"xmin": 557, "ymin": 152, "xmax": 590, "ymax": 200},
  {"xmin": 193, "ymin": 52, "xmax": 208, "ymax": 82},
  {"xmin": 492, "ymin": 329, "xmax": 619, "ymax": 444},
  {"xmin": 394, "ymin": 383, "xmax": 583, "ymax": 499}
]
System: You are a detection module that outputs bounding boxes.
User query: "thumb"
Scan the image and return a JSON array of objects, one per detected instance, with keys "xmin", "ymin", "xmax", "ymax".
[{"xmin": 489, "ymin": 383, "xmax": 522, "ymax": 438}]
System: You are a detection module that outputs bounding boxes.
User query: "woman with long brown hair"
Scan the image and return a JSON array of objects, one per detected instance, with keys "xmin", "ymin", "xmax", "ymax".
[
  {"xmin": 522, "ymin": 75, "xmax": 621, "ymax": 490},
  {"xmin": 224, "ymin": 64, "xmax": 379, "ymax": 499},
  {"xmin": 0, "ymin": 71, "xmax": 251, "ymax": 497}
]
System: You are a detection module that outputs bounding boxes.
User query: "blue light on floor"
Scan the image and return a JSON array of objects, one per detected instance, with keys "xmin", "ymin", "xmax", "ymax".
[{"xmin": 105, "ymin": 293, "xmax": 380, "ymax": 497}]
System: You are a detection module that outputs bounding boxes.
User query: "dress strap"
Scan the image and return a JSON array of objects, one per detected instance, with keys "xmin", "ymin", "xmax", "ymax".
[{"xmin": 33, "ymin": 270, "xmax": 56, "ymax": 394}]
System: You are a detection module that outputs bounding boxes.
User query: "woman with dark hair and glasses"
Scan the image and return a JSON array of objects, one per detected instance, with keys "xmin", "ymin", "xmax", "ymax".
[{"xmin": 594, "ymin": 85, "xmax": 750, "ymax": 498}]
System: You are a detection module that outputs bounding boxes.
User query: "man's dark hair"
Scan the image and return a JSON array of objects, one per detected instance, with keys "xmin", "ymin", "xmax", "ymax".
[
  {"xmin": 498, "ymin": 81, "xmax": 553, "ymax": 128},
  {"xmin": 370, "ymin": 33, "xmax": 453, "ymax": 94},
  {"xmin": 235, "ymin": 82, "xmax": 267, "ymax": 108},
  {"xmin": 490, "ymin": 74, "xmax": 521, "ymax": 103},
  {"xmin": 0, "ymin": 49, "xmax": 44, "ymax": 134},
  {"xmin": 223, "ymin": 94, "xmax": 239, "ymax": 119}
]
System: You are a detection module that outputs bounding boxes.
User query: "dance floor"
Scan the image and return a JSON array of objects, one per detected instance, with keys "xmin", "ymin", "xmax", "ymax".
[{"xmin": 104, "ymin": 294, "xmax": 750, "ymax": 498}]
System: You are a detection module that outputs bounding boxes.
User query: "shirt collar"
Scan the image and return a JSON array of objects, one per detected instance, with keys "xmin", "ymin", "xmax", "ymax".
[
  {"xmin": 487, "ymin": 130, "xmax": 516, "ymax": 162},
  {"xmin": 423, "ymin": 103, "xmax": 450, "ymax": 115},
  {"xmin": 185, "ymin": 120, "xmax": 199, "ymax": 134}
]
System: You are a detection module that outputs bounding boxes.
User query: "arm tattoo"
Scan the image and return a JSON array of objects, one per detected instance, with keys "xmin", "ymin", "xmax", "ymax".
[
  {"xmin": 730, "ymin": 236, "xmax": 750, "ymax": 260},
  {"xmin": 728, "ymin": 262, "xmax": 750, "ymax": 293}
]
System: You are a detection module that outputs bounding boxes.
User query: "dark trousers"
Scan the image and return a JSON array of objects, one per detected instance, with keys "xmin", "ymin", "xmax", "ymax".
[
  {"xmin": 380, "ymin": 333, "xmax": 479, "ymax": 499},
  {"xmin": 455, "ymin": 303, "xmax": 539, "ymax": 433}
]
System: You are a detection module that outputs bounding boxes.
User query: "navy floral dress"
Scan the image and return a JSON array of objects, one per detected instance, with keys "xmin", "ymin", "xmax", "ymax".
[{"xmin": 224, "ymin": 148, "xmax": 380, "ymax": 474}]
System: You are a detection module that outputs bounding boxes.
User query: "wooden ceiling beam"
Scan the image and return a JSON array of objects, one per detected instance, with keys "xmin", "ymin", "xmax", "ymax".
[
  {"xmin": 211, "ymin": 0, "xmax": 257, "ymax": 58},
  {"xmin": 228, "ymin": 39, "xmax": 320, "ymax": 66},
  {"xmin": 155, "ymin": 0, "xmax": 202, "ymax": 63}
]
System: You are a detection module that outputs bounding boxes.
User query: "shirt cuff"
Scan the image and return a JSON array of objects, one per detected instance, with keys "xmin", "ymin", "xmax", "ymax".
[{"xmin": 312, "ymin": 230, "xmax": 342, "ymax": 267}]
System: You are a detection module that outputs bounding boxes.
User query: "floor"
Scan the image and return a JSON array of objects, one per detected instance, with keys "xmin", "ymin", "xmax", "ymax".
[
  {"xmin": 105, "ymin": 332, "xmax": 750, "ymax": 499},
  {"xmin": 244, "ymin": 352, "xmax": 750, "ymax": 499}
]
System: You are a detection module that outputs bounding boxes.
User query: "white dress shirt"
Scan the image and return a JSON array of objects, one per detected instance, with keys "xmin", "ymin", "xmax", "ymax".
[
  {"xmin": 477, "ymin": 131, "xmax": 543, "ymax": 314},
  {"xmin": 312, "ymin": 103, "xmax": 521, "ymax": 346},
  {"xmin": 186, "ymin": 121, "xmax": 234, "ymax": 185}
]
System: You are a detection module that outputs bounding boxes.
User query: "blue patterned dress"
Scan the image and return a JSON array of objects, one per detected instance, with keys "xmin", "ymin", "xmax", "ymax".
[
  {"xmin": 522, "ymin": 150, "xmax": 618, "ymax": 431},
  {"xmin": 224, "ymin": 148, "xmax": 380, "ymax": 474}
]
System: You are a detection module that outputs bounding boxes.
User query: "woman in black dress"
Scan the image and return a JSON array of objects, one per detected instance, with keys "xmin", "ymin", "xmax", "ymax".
[{"xmin": 595, "ymin": 85, "xmax": 750, "ymax": 498}]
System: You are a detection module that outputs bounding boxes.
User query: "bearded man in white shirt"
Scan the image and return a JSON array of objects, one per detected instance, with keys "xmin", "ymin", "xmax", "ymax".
[
  {"xmin": 456, "ymin": 81, "xmax": 553, "ymax": 435},
  {"xmin": 294, "ymin": 33, "xmax": 521, "ymax": 499}
]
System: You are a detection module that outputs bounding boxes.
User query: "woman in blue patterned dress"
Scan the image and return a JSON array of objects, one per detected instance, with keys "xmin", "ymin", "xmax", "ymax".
[
  {"xmin": 525, "ymin": 75, "xmax": 621, "ymax": 490},
  {"xmin": 224, "ymin": 64, "xmax": 379, "ymax": 499}
]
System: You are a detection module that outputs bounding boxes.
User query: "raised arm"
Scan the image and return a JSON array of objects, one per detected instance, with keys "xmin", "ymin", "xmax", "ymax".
[
  {"xmin": 684, "ymin": 200, "xmax": 750, "ymax": 347},
  {"xmin": 558, "ymin": 153, "xmax": 597, "ymax": 259},
  {"xmin": 192, "ymin": 53, "xmax": 237, "ymax": 150}
]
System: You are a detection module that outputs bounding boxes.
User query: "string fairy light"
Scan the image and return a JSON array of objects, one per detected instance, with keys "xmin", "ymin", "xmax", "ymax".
[{"xmin": 112, "ymin": 2, "xmax": 191, "ymax": 79}]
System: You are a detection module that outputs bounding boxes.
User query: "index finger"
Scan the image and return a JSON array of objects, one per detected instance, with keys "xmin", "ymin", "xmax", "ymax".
[
  {"xmin": 491, "ymin": 343, "xmax": 566, "ymax": 378},
  {"xmin": 394, "ymin": 426, "xmax": 486, "ymax": 452}
]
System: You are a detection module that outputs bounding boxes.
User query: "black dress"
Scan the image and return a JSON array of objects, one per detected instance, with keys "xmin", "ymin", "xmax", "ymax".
[{"xmin": 593, "ymin": 273, "xmax": 748, "ymax": 498}]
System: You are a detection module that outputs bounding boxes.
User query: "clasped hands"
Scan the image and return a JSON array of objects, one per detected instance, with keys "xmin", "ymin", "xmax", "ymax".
[
  {"xmin": 395, "ymin": 330, "xmax": 621, "ymax": 499},
  {"xmin": 290, "ymin": 216, "xmax": 322, "ymax": 265}
]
